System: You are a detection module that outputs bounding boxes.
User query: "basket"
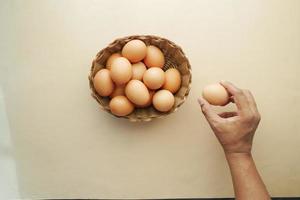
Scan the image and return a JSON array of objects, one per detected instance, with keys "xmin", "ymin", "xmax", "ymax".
[{"xmin": 89, "ymin": 35, "xmax": 192, "ymax": 122}]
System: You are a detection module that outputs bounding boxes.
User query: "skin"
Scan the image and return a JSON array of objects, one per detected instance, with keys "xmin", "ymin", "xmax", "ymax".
[{"xmin": 198, "ymin": 81, "xmax": 270, "ymax": 200}]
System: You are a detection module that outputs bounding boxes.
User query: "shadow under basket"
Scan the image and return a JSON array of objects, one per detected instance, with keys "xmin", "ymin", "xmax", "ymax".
[{"xmin": 89, "ymin": 35, "xmax": 192, "ymax": 122}]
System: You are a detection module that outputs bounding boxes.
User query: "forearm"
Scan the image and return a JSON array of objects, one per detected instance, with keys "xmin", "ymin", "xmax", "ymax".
[{"xmin": 225, "ymin": 152, "xmax": 270, "ymax": 200}]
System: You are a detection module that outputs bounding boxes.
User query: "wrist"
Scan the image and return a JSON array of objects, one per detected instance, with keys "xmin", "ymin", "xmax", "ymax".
[
  {"xmin": 225, "ymin": 152, "xmax": 253, "ymax": 161},
  {"xmin": 225, "ymin": 152, "xmax": 255, "ymax": 172},
  {"xmin": 222, "ymin": 142, "xmax": 253, "ymax": 156}
]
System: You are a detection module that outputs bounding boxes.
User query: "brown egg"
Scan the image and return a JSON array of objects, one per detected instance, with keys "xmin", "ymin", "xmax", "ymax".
[
  {"xmin": 109, "ymin": 96, "xmax": 134, "ymax": 116},
  {"xmin": 144, "ymin": 45, "xmax": 165, "ymax": 68},
  {"xmin": 106, "ymin": 52, "xmax": 121, "ymax": 69},
  {"xmin": 143, "ymin": 67, "xmax": 165, "ymax": 90},
  {"xmin": 109, "ymin": 84, "xmax": 125, "ymax": 98},
  {"xmin": 122, "ymin": 39, "xmax": 147, "ymax": 63},
  {"xmin": 131, "ymin": 62, "xmax": 147, "ymax": 80},
  {"xmin": 202, "ymin": 83, "xmax": 229, "ymax": 106},
  {"xmin": 93, "ymin": 69, "xmax": 114, "ymax": 97},
  {"xmin": 135, "ymin": 90, "xmax": 155, "ymax": 108},
  {"xmin": 110, "ymin": 57, "xmax": 132, "ymax": 85},
  {"xmin": 153, "ymin": 90, "xmax": 175, "ymax": 112},
  {"xmin": 162, "ymin": 68, "xmax": 181, "ymax": 93},
  {"xmin": 125, "ymin": 80, "xmax": 150, "ymax": 106}
]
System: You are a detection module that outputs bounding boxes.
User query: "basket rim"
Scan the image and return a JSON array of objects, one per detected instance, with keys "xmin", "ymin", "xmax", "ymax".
[{"xmin": 89, "ymin": 35, "xmax": 192, "ymax": 122}]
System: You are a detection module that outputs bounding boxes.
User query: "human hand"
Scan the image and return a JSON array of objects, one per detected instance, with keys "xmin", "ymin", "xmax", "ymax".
[{"xmin": 198, "ymin": 81, "xmax": 261, "ymax": 154}]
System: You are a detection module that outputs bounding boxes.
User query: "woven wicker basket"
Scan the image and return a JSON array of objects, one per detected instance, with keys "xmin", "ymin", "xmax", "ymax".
[{"xmin": 89, "ymin": 35, "xmax": 192, "ymax": 122}]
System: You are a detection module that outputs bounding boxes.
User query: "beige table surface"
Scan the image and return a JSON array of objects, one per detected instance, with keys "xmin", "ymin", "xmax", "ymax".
[{"xmin": 1, "ymin": 0, "xmax": 300, "ymax": 199}]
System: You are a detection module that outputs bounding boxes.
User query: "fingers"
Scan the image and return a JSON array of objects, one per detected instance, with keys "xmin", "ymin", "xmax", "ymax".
[
  {"xmin": 220, "ymin": 81, "xmax": 240, "ymax": 95},
  {"xmin": 243, "ymin": 90, "xmax": 257, "ymax": 109},
  {"xmin": 220, "ymin": 81, "xmax": 249, "ymax": 112},
  {"xmin": 243, "ymin": 90, "xmax": 260, "ymax": 116},
  {"xmin": 218, "ymin": 111, "xmax": 238, "ymax": 118},
  {"xmin": 220, "ymin": 81, "xmax": 261, "ymax": 120},
  {"xmin": 198, "ymin": 97, "xmax": 222, "ymax": 124}
]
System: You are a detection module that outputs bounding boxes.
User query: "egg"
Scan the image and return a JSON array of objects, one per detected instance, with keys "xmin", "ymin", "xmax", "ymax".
[
  {"xmin": 202, "ymin": 83, "xmax": 229, "ymax": 106},
  {"xmin": 162, "ymin": 68, "xmax": 181, "ymax": 93},
  {"xmin": 93, "ymin": 69, "xmax": 114, "ymax": 97},
  {"xmin": 109, "ymin": 96, "xmax": 134, "ymax": 116},
  {"xmin": 109, "ymin": 84, "xmax": 125, "ymax": 98},
  {"xmin": 106, "ymin": 52, "xmax": 121, "ymax": 69},
  {"xmin": 122, "ymin": 39, "xmax": 147, "ymax": 63},
  {"xmin": 144, "ymin": 45, "xmax": 165, "ymax": 68},
  {"xmin": 135, "ymin": 90, "xmax": 155, "ymax": 108},
  {"xmin": 153, "ymin": 90, "xmax": 175, "ymax": 112},
  {"xmin": 125, "ymin": 80, "xmax": 150, "ymax": 106},
  {"xmin": 143, "ymin": 67, "xmax": 165, "ymax": 90},
  {"xmin": 110, "ymin": 57, "xmax": 132, "ymax": 85},
  {"xmin": 131, "ymin": 62, "xmax": 147, "ymax": 80}
]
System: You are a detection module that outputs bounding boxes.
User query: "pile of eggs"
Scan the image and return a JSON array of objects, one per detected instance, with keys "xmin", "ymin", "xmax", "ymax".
[{"xmin": 93, "ymin": 39, "xmax": 181, "ymax": 117}]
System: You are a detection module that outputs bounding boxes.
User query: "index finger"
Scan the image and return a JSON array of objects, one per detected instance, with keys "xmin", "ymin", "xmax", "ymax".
[
  {"xmin": 243, "ymin": 90, "xmax": 259, "ymax": 113},
  {"xmin": 220, "ymin": 81, "xmax": 249, "ymax": 112}
]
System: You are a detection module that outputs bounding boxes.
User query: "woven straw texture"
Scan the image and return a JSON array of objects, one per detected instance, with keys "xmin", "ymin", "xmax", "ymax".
[{"xmin": 89, "ymin": 35, "xmax": 192, "ymax": 122}]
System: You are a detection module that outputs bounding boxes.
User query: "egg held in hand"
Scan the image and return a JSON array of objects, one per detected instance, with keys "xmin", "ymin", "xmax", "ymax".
[
  {"xmin": 93, "ymin": 69, "xmax": 114, "ymax": 97},
  {"xmin": 110, "ymin": 57, "xmax": 132, "ymax": 85},
  {"xmin": 109, "ymin": 96, "xmax": 134, "ymax": 116},
  {"xmin": 153, "ymin": 90, "xmax": 175, "ymax": 112},
  {"xmin": 202, "ymin": 83, "xmax": 229, "ymax": 106}
]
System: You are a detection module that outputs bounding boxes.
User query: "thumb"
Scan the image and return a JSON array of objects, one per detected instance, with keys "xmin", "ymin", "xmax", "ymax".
[{"xmin": 198, "ymin": 97, "xmax": 221, "ymax": 124}]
